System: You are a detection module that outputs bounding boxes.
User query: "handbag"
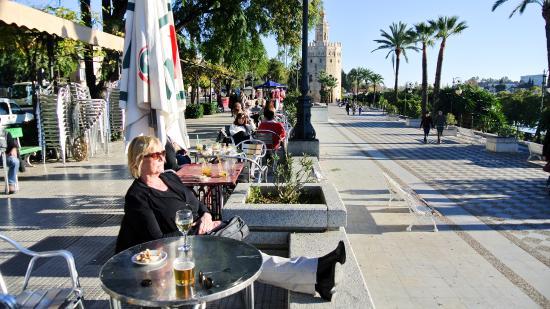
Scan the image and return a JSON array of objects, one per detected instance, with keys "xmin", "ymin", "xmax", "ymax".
[
  {"xmin": 543, "ymin": 162, "xmax": 550, "ymax": 173},
  {"xmin": 207, "ymin": 216, "xmax": 249, "ymax": 241}
]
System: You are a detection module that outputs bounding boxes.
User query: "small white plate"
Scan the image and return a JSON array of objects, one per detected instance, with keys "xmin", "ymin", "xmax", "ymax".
[{"xmin": 131, "ymin": 250, "xmax": 167, "ymax": 266}]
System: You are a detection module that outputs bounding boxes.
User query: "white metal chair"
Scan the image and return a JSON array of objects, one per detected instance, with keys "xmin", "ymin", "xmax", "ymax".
[
  {"xmin": 235, "ymin": 139, "xmax": 267, "ymax": 183},
  {"xmin": 0, "ymin": 234, "xmax": 84, "ymax": 308}
]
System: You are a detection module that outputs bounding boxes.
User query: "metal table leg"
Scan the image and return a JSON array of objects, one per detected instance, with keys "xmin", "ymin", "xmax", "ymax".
[
  {"xmin": 109, "ymin": 297, "xmax": 122, "ymax": 309},
  {"xmin": 242, "ymin": 283, "xmax": 254, "ymax": 309}
]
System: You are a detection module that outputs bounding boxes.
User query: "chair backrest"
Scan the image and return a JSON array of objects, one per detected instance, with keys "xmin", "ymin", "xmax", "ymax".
[
  {"xmin": 382, "ymin": 172, "xmax": 407, "ymax": 197},
  {"xmin": 254, "ymin": 129, "xmax": 278, "ymax": 150},
  {"xmin": 4, "ymin": 127, "xmax": 23, "ymax": 139},
  {"xmin": 237, "ymin": 139, "xmax": 266, "ymax": 158}
]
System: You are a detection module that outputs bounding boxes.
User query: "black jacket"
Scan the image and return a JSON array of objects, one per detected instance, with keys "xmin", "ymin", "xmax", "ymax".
[
  {"xmin": 543, "ymin": 133, "xmax": 550, "ymax": 161},
  {"xmin": 115, "ymin": 172, "xmax": 209, "ymax": 253}
]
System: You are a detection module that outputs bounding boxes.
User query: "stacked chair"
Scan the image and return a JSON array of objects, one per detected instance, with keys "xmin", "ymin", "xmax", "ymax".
[
  {"xmin": 68, "ymin": 83, "xmax": 109, "ymax": 158},
  {"xmin": 106, "ymin": 82, "xmax": 124, "ymax": 143},
  {"xmin": 37, "ymin": 86, "xmax": 71, "ymax": 163}
]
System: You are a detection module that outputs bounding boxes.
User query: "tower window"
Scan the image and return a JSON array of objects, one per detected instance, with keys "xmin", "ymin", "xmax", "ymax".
[
  {"xmin": 330, "ymin": 59, "xmax": 332, "ymax": 63},
  {"xmin": 310, "ymin": 59, "xmax": 312, "ymax": 63},
  {"xmin": 309, "ymin": 75, "xmax": 312, "ymax": 82}
]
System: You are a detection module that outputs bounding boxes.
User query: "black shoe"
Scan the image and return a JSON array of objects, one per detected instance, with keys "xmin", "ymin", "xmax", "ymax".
[{"xmin": 315, "ymin": 241, "xmax": 346, "ymax": 301}]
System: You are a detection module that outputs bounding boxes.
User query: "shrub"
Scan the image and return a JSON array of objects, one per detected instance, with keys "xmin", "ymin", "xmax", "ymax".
[
  {"xmin": 185, "ymin": 103, "xmax": 203, "ymax": 119},
  {"xmin": 496, "ymin": 124, "xmax": 516, "ymax": 137},
  {"xmin": 202, "ymin": 102, "xmax": 217, "ymax": 115},
  {"xmin": 446, "ymin": 113, "xmax": 457, "ymax": 126},
  {"xmin": 385, "ymin": 104, "xmax": 399, "ymax": 115}
]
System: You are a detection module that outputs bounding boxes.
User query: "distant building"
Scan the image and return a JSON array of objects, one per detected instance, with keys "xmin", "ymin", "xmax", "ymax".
[
  {"xmin": 520, "ymin": 74, "xmax": 545, "ymax": 87},
  {"xmin": 307, "ymin": 12, "xmax": 342, "ymax": 103}
]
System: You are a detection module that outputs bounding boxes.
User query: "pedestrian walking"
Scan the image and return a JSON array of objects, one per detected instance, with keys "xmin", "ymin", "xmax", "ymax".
[
  {"xmin": 435, "ymin": 110, "xmax": 446, "ymax": 144},
  {"xmin": 352, "ymin": 103, "xmax": 356, "ymax": 116},
  {"xmin": 358, "ymin": 105, "xmax": 363, "ymax": 116},
  {"xmin": 420, "ymin": 112, "xmax": 434, "ymax": 144},
  {"xmin": 345, "ymin": 101, "xmax": 350, "ymax": 115},
  {"xmin": 543, "ymin": 132, "xmax": 550, "ymax": 191}
]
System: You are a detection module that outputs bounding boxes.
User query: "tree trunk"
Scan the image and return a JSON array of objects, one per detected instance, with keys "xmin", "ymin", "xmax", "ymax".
[
  {"xmin": 81, "ymin": 1, "xmax": 97, "ymax": 96},
  {"xmin": 421, "ymin": 42, "xmax": 428, "ymax": 115},
  {"xmin": 394, "ymin": 50, "xmax": 401, "ymax": 107},
  {"xmin": 372, "ymin": 84, "xmax": 377, "ymax": 106},
  {"xmin": 433, "ymin": 38, "xmax": 446, "ymax": 112}
]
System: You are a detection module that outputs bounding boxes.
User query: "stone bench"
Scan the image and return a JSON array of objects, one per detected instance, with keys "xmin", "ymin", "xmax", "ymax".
[
  {"xmin": 288, "ymin": 228, "xmax": 375, "ymax": 309},
  {"xmin": 526, "ymin": 141, "xmax": 544, "ymax": 161},
  {"xmin": 458, "ymin": 128, "xmax": 484, "ymax": 145}
]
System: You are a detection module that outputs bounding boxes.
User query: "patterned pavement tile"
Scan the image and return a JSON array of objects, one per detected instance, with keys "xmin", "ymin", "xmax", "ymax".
[{"xmin": 335, "ymin": 110, "xmax": 550, "ymax": 266}]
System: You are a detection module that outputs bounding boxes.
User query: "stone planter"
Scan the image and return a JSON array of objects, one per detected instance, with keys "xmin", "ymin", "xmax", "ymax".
[
  {"xmin": 406, "ymin": 118, "xmax": 421, "ymax": 127},
  {"xmin": 223, "ymin": 183, "xmax": 347, "ymax": 246},
  {"xmin": 485, "ymin": 134, "xmax": 518, "ymax": 152},
  {"xmin": 310, "ymin": 105, "xmax": 328, "ymax": 122},
  {"xmin": 443, "ymin": 126, "xmax": 458, "ymax": 136}
]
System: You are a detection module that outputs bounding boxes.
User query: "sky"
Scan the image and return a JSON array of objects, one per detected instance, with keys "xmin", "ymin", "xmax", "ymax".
[{"xmin": 16, "ymin": 0, "xmax": 546, "ymax": 88}]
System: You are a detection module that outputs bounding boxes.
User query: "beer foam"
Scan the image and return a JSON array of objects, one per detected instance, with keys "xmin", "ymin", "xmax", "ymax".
[{"xmin": 174, "ymin": 261, "xmax": 194, "ymax": 271}]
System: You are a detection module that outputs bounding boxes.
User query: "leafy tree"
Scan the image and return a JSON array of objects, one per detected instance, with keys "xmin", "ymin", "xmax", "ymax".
[
  {"xmin": 429, "ymin": 16, "xmax": 468, "ymax": 110},
  {"xmin": 492, "ymin": 0, "xmax": 550, "ymax": 141},
  {"xmin": 372, "ymin": 22, "xmax": 418, "ymax": 105},
  {"xmin": 264, "ymin": 58, "xmax": 289, "ymax": 84},
  {"xmin": 317, "ymin": 71, "xmax": 337, "ymax": 103},
  {"xmin": 341, "ymin": 70, "xmax": 351, "ymax": 93},
  {"xmin": 413, "ymin": 22, "xmax": 435, "ymax": 115}
]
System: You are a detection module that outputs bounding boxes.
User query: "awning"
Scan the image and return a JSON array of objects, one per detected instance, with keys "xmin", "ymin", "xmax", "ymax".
[
  {"xmin": 254, "ymin": 80, "xmax": 286, "ymax": 89},
  {"xmin": 0, "ymin": 0, "xmax": 124, "ymax": 51}
]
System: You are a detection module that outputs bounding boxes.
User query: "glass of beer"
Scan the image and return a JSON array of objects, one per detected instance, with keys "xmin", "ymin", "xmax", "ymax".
[
  {"xmin": 173, "ymin": 257, "xmax": 195, "ymax": 286},
  {"xmin": 175, "ymin": 209, "xmax": 193, "ymax": 252}
]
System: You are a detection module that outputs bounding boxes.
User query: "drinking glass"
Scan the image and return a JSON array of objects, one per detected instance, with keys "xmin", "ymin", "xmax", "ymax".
[
  {"xmin": 173, "ymin": 257, "xmax": 195, "ymax": 287},
  {"xmin": 175, "ymin": 209, "xmax": 193, "ymax": 252}
]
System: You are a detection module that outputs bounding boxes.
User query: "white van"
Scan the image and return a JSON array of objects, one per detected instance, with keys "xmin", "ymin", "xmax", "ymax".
[
  {"xmin": 9, "ymin": 82, "xmax": 33, "ymax": 109},
  {"xmin": 0, "ymin": 98, "xmax": 34, "ymax": 126}
]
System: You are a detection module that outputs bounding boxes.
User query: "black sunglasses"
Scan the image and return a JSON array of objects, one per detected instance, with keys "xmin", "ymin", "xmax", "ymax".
[{"xmin": 144, "ymin": 150, "xmax": 166, "ymax": 160}]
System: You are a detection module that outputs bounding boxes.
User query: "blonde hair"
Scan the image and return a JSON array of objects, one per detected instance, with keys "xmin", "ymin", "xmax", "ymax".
[{"xmin": 127, "ymin": 136, "xmax": 163, "ymax": 178}]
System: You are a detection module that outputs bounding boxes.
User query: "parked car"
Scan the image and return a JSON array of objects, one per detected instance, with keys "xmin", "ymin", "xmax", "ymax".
[
  {"xmin": 0, "ymin": 98, "xmax": 34, "ymax": 126},
  {"xmin": 9, "ymin": 82, "xmax": 33, "ymax": 109}
]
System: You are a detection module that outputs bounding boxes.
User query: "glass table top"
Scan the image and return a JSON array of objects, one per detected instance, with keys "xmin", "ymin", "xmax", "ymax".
[{"xmin": 100, "ymin": 236, "xmax": 263, "ymax": 307}]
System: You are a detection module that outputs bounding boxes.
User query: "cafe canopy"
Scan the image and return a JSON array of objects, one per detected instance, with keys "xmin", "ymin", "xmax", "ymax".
[{"xmin": 0, "ymin": 0, "xmax": 124, "ymax": 51}]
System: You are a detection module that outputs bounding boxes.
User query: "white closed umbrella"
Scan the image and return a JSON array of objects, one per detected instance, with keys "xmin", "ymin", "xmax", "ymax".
[{"xmin": 119, "ymin": 0, "xmax": 189, "ymax": 149}]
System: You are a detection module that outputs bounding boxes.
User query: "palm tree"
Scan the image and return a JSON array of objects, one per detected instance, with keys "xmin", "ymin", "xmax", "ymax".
[
  {"xmin": 369, "ymin": 73, "xmax": 384, "ymax": 106},
  {"xmin": 317, "ymin": 71, "xmax": 338, "ymax": 103},
  {"xmin": 413, "ymin": 22, "xmax": 436, "ymax": 115},
  {"xmin": 492, "ymin": 0, "xmax": 550, "ymax": 88},
  {"xmin": 372, "ymin": 22, "xmax": 418, "ymax": 105},
  {"xmin": 361, "ymin": 68, "xmax": 374, "ymax": 94},
  {"xmin": 347, "ymin": 68, "xmax": 359, "ymax": 96},
  {"xmin": 430, "ymin": 16, "xmax": 468, "ymax": 111}
]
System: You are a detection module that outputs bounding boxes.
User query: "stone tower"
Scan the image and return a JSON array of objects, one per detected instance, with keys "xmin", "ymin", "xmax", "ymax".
[{"xmin": 307, "ymin": 11, "xmax": 342, "ymax": 103}]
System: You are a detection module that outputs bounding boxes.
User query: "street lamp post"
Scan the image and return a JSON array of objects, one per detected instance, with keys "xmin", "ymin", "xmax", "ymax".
[{"xmin": 452, "ymin": 77, "xmax": 462, "ymax": 117}]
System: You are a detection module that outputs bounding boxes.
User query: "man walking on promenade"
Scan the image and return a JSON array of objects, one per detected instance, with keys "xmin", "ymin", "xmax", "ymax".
[
  {"xmin": 420, "ymin": 112, "xmax": 434, "ymax": 144},
  {"xmin": 435, "ymin": 111, "xmax": 446, "ymax": 144}
]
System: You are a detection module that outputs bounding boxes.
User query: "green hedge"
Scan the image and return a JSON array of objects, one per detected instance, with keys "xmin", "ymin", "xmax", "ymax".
[
  {"xmin": 202, "ymin": 102, "xmax": 218, "ymax": 115},
  {"xmin": 185, "ymin": 103, "xmax": 204, "ymax": 119}
]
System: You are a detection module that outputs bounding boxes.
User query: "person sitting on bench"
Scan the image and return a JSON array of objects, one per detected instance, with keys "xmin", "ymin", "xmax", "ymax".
[{"xmin": 5, "ymin": 132, "xmax": 20, "ymax": 194}]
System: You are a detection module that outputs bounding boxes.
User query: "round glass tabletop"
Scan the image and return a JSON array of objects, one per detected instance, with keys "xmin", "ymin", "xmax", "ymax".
[{"xmin": 99, "ymin": 236, "xmax": 263, "ymax": 307}]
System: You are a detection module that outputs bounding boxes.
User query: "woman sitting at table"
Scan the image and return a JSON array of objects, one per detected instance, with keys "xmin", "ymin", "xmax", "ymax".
[
  {"xmin": 258, "ymin": 108, "xmax": 286, "ymax": 150},
  {"xmin": 115, "ymin": 136, "xmax": 346, "ymax": 301},
  {"xmin": 229, "ymin": 112, "xmax": 255, "ymax": 145}
]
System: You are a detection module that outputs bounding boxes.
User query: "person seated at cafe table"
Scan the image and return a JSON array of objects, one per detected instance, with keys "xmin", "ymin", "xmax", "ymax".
[
  {"xmin": 115, "ymin": 136, "xmax": 346, "ymax": 301},
  {"xmin": 258, "ymin": 108, "xmax": 286, "ymax": 150},
  {"xmin": 229, "ymin": 112, "xmax": 255, "ymax": 145},
  {"xmin": 164, "ymin": 135, "xmax": 191, "ymax": 171}
]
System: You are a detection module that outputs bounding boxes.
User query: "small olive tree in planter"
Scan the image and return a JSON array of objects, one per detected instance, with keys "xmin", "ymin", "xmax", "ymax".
[
  {"xmin": 223, "ymin": 155, "xmax": 347, "ymax": 246},
  {"xmin": 443, "ymin": 113, "xmax": 458, "ymax": 136},
  {"xmin": 485, "ymin": 125, "xmax": 518, "ymax": 153}
]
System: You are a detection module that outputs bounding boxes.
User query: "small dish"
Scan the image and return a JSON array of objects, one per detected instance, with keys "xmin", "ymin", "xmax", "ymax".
[{"xmin": 131, "ymin": 250, "xmax": 167, "ymax": 266}]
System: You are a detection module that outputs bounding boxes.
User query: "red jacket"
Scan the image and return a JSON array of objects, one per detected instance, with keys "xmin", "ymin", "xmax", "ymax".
[{"xmin": 258, "ymin": 121, "xmax": 286, "ymax": 150}]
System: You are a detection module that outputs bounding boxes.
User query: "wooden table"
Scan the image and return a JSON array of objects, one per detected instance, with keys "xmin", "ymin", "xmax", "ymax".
[{"xmin": 176, "ymin": 163, "xmax": 244, "ymax": 220}]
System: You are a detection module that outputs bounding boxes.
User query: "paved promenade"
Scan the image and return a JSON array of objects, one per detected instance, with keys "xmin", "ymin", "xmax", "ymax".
[
  {"xmin": 1, "ymin": 107, "xmax": 549, "ymax": 308},
  {"xmin": 317, "ymin": 105, "xmax": 549, "ymax": 308}
]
